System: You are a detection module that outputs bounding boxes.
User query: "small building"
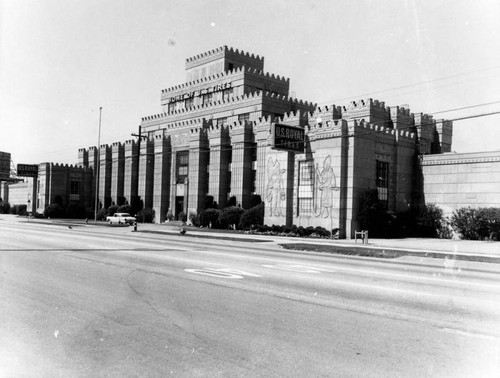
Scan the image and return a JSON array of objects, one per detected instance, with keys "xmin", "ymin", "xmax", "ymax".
[{"xmin": 0, "ymin": 163, "xmax": 92, "ymax": 214}]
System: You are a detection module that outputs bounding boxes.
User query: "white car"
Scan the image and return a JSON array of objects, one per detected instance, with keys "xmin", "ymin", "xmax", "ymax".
[{"xmin": 106, "ymin": 212, "xmax": 136, "ymax": 225}]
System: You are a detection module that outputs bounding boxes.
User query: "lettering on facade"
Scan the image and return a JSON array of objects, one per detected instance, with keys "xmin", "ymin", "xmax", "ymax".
[
  {"xmin": 272, "ymin": 124, "xmax": 305, "ymax": 153},
  {"xmin": 168, "ymin": 82, "xmax": 232, "ymax": 103},
  {"xmin": 17, "ymin": 164, "xmax": 38, "ymax": 177}
]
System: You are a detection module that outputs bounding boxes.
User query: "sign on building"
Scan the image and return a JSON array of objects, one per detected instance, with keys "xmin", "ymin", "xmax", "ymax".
[
  {"xmin": 17, "ymin": 164, "xmax": 39, "ymax": 177},
  {"xmin": 271, "ymin": 124, "xmax": 305, "ymax": 153}
]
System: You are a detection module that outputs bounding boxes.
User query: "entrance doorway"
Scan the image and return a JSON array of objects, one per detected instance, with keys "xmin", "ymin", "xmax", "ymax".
[{"xmin": 175, "ymin": 196, "xmax": 184, "ymax": 219}]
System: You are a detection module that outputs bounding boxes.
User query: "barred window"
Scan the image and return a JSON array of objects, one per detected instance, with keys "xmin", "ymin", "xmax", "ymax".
[
  {"xmin": 298, "ymin": 161, "xmax": 314, "ymax": 215},
  {"xmin": 176, "ymin": 151, "xmax": 189, "ymax": 183},
  {"xmin": 376, "ymin": 160, "xmax": 389, "ymax": 207}
]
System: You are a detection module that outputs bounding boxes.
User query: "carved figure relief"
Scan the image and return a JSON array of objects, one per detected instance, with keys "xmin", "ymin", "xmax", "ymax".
[
  {"xmin": 314, "ymin": 155, "xmax": 339, "ymax": 218},
  {"xmin": 266, "ymin": 157, "xmax": 286, "ymax": 217}
]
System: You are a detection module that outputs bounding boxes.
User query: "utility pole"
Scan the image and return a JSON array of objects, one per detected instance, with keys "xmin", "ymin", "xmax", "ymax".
[
  {"xmin": 131, "ymin": 125, "xmax": 148, "ymax": 209},
  {"xmin": 94, "ymin": 107, "xmax": 102, "ymax": 224}
]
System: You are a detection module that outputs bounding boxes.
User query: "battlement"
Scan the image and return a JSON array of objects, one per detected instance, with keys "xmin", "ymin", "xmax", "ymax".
[
  {"xmin": 112, "ymin": 142, "xmax": 122, "ymax": 148},
  {"xmin": 413, "ymin": 112, "xmax": 434, "ymax": 125},
  {"xmin": 343, "ymin": 98, "xmax": 388, "ymax": 112},
  {"xmin": 124, "ymin": 139, "xmax": 136, "ymax": 146},
  {"xmin": 50, "ymin": 162, "xmax": 84, "ymax": 170},
  {"xmin": 161, "ymin": 66, "xmax": 289, "ymax": 95},
  {"xmin": 390, "ymin": 106, "xmax": 411, "ymax": 118},
  {"xmin": 185, "ymin": 46, "xmax": 264, "ymax": 68}
]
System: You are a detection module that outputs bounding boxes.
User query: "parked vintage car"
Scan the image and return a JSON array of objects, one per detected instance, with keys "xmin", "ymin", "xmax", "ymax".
[{"xmin": 106, "ymin": 212, "xmax": 136, "ymax": 225}]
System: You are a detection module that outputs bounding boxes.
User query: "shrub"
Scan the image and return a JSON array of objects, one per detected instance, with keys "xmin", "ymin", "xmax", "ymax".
[
  {"xmin": 108, "ymin": 205, "xmax": 119, "ymax": 217},
  {"xmin": 96, "ymin": 208, "xmax": 108, "ymax": 221},
  {"xmin": 117, "ymin": 204, "xmax": 134, "ymax": 215},
  {"xmin": 450, "ymin": 207, "xmax": 500, "ymax": 240},
  {"xmin": 44, "ymin": 203, "xmax": 64, "ymax": 218},
  {"xmin": 249, "ymin": 194, "xmax": 263, "ymax": 209},
  {"xmin": 239, "ymin": 203, "xmax": 264, "ymax": 229},
  {"xmin": 188, "ymin": 211, "xmax": 200, "ymax": 226},
  {"xmin": 357, "ymin": 189, "xmax": 396, "ymax": 238},
  {"xmin": 414, "ymin": 203, "xmax": 448, "ymax": 238},
  {"xmin": 178, "ymin": 211, "xmax": 187, "ymax": 223},
  {"xmin": 227, "ymin": 196, "xmax": 237, "ymax": 207},
  {"xmin": 198, "ymin": 208, "xmax": 221, "ymax": 228},
  {"xmin": 0, "ymin": 202, "xmax": 11, "ymax": 214},
  {"xmin": 166, "ymin": 209, "xmax": 174, "ymax": 221},
  {"xmin": 136, "ymin": 207, "xmax": 155, "ymax": 223},
  {"xmin": 219, "ymin": 206, "xmax": 245, "ymax": 229}
]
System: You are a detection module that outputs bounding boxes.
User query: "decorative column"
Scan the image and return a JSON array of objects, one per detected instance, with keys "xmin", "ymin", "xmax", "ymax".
[
  {"xmin": 111, "ymin": 142, "xmax": 124, "ymax": 205},
  {"xmin": 123, "ymin": 140, "xmax": 138, "ymax": 206},
  {"xmin": 138, "ymin": 137, "xmax": 154, "ymax": 209},
  {"xmin": 153, "ymin": 132, "xmax": 171, "ymax": 223},
  {"xmin": 187, "ymin": 123, "xmax": 209, "ymax": 215},
  {"xmin": 229, "ymin": 120, "xmax": 254, "ymax": 208},
  {"xmin": 207, "ymin": 124, "xmax": 230, "ymax": 208},
  {"xmin": 98, "ymin": 144, "xmax": 112, "ymax": 209}
]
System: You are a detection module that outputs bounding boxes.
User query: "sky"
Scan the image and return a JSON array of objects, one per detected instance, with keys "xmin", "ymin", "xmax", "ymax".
[{"xmin": 1, "ymin": 0, "xmax": 499, "ymax": 167}]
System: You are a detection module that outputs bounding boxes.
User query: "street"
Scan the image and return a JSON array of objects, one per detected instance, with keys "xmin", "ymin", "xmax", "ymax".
[{"xmin": 1, "ymin": 215, "xmax": 499, "ymax": 377}]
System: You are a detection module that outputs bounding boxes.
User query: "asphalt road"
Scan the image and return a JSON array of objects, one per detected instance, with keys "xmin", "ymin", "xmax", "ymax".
[{"xmin": 1, "ymin": 216, "xmax": 499, "ymax": 377}]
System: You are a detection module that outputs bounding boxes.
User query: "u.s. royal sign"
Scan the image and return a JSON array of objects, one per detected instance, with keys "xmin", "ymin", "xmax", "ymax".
[{"xmin": 271, "ymin": 124, "xmax": 305, "ymax": 153}]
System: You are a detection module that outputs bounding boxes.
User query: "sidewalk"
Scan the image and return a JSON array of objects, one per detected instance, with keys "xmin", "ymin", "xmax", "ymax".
[{"xmin": 138, "ymin": 221, "xmax": 500, "ymax": 260}]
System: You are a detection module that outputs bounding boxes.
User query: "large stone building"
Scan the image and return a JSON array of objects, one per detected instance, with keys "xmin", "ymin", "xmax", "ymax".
[{"xmin": 78, "ymin": 46, "xmax": 455, "ymax": 238}]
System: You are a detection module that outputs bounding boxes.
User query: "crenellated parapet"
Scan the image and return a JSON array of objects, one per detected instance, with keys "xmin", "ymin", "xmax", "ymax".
[
  {"xmin": 275, "ymin": 110, "xmax": 308, "ymax": 127},
  {"xmin": 161, "ymin": 66, "xmax": 289, "ymax": 98},
  {"xmin": 306, "ymin": 119, "xmax": 346, "ymax": 141},
  {"xmin": 342, "ymin": 98, "xmax": 390, "ymax": 124},
  {"xmin": 310, "ymin": 105, "xmax": 343, "ymax": 126},
  {"xmin": 185, "ymin": 45, "xmax": 264, "ymax": 71}
]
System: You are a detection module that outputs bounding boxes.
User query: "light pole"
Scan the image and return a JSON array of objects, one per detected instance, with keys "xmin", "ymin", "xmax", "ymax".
[{"xmin": 94, "ymin": 107, "xmax": 102, "ymax": 223}]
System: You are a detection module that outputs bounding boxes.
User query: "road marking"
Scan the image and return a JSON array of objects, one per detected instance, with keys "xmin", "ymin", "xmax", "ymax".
[
  {"xmin": 439, "ymin": 328, "xmax": 499, "ymax": 341},
  {"xmin": 262, "ymin": 264, "xmax": 323, "ymax": 273},
  {"xmin": 184, "ymin": 268, "xmax": 262, "ymax": 279}
]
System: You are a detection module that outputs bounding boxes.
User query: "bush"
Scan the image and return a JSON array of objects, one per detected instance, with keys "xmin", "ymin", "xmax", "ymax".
[
  {"xmin": 219, "ymin": 206, "xmax": 245, "ymax": 229},
  {"xmin": 166, "ymin": 209, "xmax": 174, "ymax": 221},
  {"xmin": 249, "ymin": 194, "xmax": 263, "ymax": 209},
  {"xmin": 0, "ymin": 202, "xmax": 11, "ymax": 214},
  {"xmin": 96, "ymin": 208, "xmax": 108, "ymax": 221},
  {"xmin": 117, "ymin": 204, "xmax": 134, "ymax": 215},
  {"xmin": 415, "ymin": 203, "xmax": 448, "ymax": 238},
  {"xmin": 44, "ymin": 203, "xmax": 64, "ymax": 218},
  {"xmin": 357, "ymin": 189, "xmax": 396, "ymax": 238},
  {"xmin": 136, "ymin": 208, "xmax": 155, "ymax": 223},
  {"xmin": 239, "ymin": 203, "xmax": 265, "ymax": 229},
  {"xmin": 198, "ymin": 208, "xmax": 221, "ymax": 228},
  {"xmin": 188, "ymin": 211, "xmax": 200, "ymax": 226},
  {"xmin": 178, "ymin": 211, "xmax": 187, "ymax": 223},
  {"xmin": 227, "ymin": 196, "xmax": 237, "ymax": 207},
  {"xmin": 450, "ymin": 207, "xmax": 500, "ymax": 240},
  {"xmin": 108, "ymin": 205, "xmax": 120, "ymax": 217}
]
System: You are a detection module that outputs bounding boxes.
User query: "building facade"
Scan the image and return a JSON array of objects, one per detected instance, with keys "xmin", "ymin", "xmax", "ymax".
[
  {"xmin": 1, "ymin": 163, "xmax": 92, "ymax": 214},
  {"xmin": 77, "ymin": 46, "xmax": 456, "ymax": 238},
  {"xmin": 421, "ymin": 151, "xmax": 500, "ymax": 216}
]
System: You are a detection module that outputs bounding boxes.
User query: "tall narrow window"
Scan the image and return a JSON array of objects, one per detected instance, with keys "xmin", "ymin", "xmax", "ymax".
[
  {"xmin": 298, "ymin": 161, "xmax": 314, "ymax": 215},
  {"xmin": 376, "ymin": 160, "xmax": 389, "ymax": 208},
  {"xmin": 176, "ymin": 151, "xmax": 189, "ymax": 184}
]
